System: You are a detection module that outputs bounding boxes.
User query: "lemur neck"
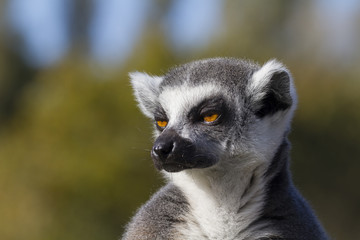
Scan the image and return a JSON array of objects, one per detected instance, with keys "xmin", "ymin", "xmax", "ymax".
[
  {"xmin": 169, "ymin": 159, "xmax": 267, "ymax": 215},
  {"xmin": 168, "ymin": 140, "xmax": 292, "ymax": 239},
  {"xmin": 168, "ymin": 156, "xmax": 271, "ymax": 239},
  {"xmin": 170, "ymin": 138, "xmax": 291, "ymax": 211}
]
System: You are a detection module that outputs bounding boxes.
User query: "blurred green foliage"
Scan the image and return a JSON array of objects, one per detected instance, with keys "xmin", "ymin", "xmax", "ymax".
[
  {"xmin": 1, "ymin": 1, "xmax": 360, "ymax": 240},
  {"xmin": 0, "ymin": 62, "xmax": 161, "ymax": 240}
]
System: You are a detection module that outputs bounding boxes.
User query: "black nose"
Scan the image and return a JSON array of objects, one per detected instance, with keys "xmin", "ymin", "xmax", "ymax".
[{"xmin": 152, "ymin": 140, "xmax": 174, "ymax": 161}]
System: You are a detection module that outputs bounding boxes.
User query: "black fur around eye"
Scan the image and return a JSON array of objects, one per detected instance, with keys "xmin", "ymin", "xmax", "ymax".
[
  {"xmin": 154, "ymin": 106, "xmax": 168, "ymax": 131},
  {"xmin": 188, "ymin": 97, "xmax": 228, "ymax": 124}
]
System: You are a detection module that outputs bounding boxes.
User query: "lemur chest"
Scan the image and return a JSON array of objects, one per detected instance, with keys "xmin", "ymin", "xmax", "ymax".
[
  {"xmin": 182, "ymin": 208, "xmax": 244, "ymax": 239},
  {"xmin": 175, "ymin": 185, "xmax": 265, "ymax": 240}
]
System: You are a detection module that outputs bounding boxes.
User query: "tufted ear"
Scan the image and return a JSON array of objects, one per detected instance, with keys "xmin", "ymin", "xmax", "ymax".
[
  {"xmin": 129, "ymin": 72, "xmax": 164, "ymax": 118},
  {"xmin": 247, "ymin": 60, "xmax": 297, "ymax": 118}
]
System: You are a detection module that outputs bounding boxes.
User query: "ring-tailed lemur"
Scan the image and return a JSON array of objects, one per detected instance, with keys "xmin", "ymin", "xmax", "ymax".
[{"xmin": 123, "ymin": 58, "xmax": 329, "ymax": 240}]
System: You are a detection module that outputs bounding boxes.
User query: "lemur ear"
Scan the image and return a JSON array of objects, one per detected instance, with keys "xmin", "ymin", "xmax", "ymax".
[
  {"xmin": 129, "ymin": 72, "xmax": 163, "ymax": 118},
  {"xmin": 248, "ymin": 60, "xmax": 296, "ymax": 118}
]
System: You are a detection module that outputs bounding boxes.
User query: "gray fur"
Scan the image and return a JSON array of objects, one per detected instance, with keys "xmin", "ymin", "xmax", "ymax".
[
  {"xmin": 123, "ymin": 58, "xmax": 329, "ymax": 240},
  {"xmin": 123, "ymin": 184, "xmax": 189, "ymax": 240},
  {"xmin": 240, "ymin": 140, "xmax": 329, "ymax": 239},
  {"xmin": 161, "ymin": 58, "xmax": 258, "ymax": 89}
]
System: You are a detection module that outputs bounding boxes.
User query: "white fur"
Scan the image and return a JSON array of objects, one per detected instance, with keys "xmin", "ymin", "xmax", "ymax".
[
  {"xmin": 248, "ymin": 59, "xmax": 289, "ymax": 102},
  {"xmin": 247, "ymin": 59, "xmax": 297, "ymax": 163},
  {"xmin": 158, "ymin": 83, "xmax": 223, "ymax": 138},
  {"xmin": 165, "ymin": 158, "xmax": 271, "ymax": 240},
  {"xmin": 129, "ymin": 72, "xmax": 163, "ymax": 118}
]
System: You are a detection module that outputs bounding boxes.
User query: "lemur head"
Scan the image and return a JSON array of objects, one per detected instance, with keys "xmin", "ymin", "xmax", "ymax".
[{"xmin": 130, "ymin": 58, "xmax": 297, "ymax": 173}]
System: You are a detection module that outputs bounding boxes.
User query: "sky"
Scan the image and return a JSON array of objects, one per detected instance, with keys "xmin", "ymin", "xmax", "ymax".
[
  {"xmin": 8, "ymin": 0, "xmax": 69, "ymax": 66},
  {"xmin": 89, "ymin": 0, "xmax": 151, "ymax": 65},
  {"xmin": 6, "ymin": 0, "xmax": 223, "ymax": 67},
  {"xmin": 5, "ymin": 0, "xmax": 360, "ymax": 68},
  {"xmin": 164, "ymin": 0, "xmax": 223, "ymax": 52},
  {"xmin": 315, "ymin": 0, "xmax": 360, "ymax": 58}
]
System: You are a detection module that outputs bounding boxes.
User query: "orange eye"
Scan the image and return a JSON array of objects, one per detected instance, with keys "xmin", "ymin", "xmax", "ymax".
[
  {"xmin": 203, "ymin": 113, "xmax": 219, "ymax": 123},
  {"xmin": 156, "ymin": 120, "xmax": 168, "ymax": 128}
]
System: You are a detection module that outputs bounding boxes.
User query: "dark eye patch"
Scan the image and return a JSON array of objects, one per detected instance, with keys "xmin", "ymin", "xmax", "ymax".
[
  {"xmin": 188, "ymin": 96, "xmax": 228, "ymax": 124},
  {"xmin": 154, "ymin": 106, "xmax": 167, "ymax": 120},
  {"xmin": 154, "ymin": 106, "xmax": 168, "ymax": 131}
]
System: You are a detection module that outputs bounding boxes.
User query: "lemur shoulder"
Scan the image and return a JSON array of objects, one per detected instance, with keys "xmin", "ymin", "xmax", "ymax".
[{"xmin": 122, "ymin": 58, "xmax": 329, "ymax": 240}]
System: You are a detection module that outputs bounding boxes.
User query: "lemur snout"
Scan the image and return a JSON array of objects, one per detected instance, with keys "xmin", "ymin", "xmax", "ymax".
[
  {"xmin": 151, "ymin": 129, "xmax": 219, "ymax": 172},
  {"xmin": 151, "ymin": 129, "xmax": 191, "ymax": 172}
]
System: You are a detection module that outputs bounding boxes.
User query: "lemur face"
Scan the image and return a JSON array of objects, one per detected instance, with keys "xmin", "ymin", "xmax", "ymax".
[
  {"xmin": 130, "ymin": 58, "xmax": 297, "ymax": 173},
  {"xmin": 150, "ymin": 85, "xmax": 234, "ymax": 172}
]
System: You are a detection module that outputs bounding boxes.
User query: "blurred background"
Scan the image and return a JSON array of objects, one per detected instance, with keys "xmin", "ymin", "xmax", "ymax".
[{"xmin": 0, "ymin": 0, "xmax": 359, "ymax": 239}]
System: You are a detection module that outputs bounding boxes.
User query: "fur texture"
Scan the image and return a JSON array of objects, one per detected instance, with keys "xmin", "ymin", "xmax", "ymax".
[{"xmin": 123, "ymin": 58, "xmax": 329, "ymax": 240}]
